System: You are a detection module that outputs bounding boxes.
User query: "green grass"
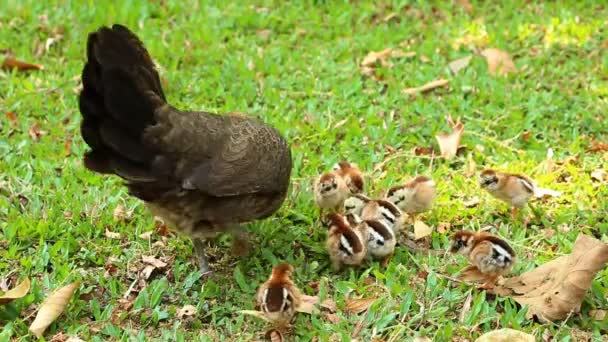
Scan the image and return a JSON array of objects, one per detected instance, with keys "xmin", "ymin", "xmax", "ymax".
[{"xmin": 1, "ymin": 0, "xmax": 607, "ymax": 340}]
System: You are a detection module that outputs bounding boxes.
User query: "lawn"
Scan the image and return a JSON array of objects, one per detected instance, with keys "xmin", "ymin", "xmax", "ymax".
[{"xmin": 1, "ymin": 0, "xmax": 607, "ymax": 341}]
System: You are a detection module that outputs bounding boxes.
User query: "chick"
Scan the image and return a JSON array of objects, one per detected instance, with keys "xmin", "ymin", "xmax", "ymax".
[
  {"xmin": 314, "ymin": 172, "xmax": 349, "ymax": 213},
  {"xmin": 333, "ymin": 161, "xmax": 365, "ymax": 194},
  {"xmin": 324, "ymin": 213, "xmax": 367, "ymax": 271},
  {"xmin": 344, "ymin": 193, "xmax": 371, "ymax": 216},
  {"xmin": 360, "ymin": 199, "xmax": 404, "ymax": 233},
  {"xmin": 256, "ymin": 262, "xmax": 302, "ymax": 327},
  {"xmin": 479, "ymin": 169, "xmax": 535, "ymax": 219},
  {"xmin": 360, "ymin": 219, "xmax": 396, "ymax": 265},
  {"xmin": 449, "ymin": 230, "xmax": 516, "ymax": 289},
  {"xmin": 385, "ymin": 176, "xmax": 436, "ymax": 221}
]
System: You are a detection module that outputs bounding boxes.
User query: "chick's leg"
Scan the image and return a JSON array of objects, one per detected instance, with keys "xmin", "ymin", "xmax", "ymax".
[
  {"xmin": 192, "ymin": 237, "xmax": 212, "ymax": 276},
  {"xmin": 510, "ymin": 207, "xmax": 519, "ymax": 220}
]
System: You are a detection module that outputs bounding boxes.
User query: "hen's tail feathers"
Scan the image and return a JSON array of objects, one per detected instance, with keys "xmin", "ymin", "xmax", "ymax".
[{"xmin": 79, "ymin": 24, "xmax": 168, "ymax": 183}]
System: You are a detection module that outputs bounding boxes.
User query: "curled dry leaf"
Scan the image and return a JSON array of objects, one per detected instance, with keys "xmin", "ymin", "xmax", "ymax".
[
  {"xmin": 586, "ymin": 141, "xmax": 608, "ymax": 153},
  {"xmin": 0, "ymin": 277, "xmax": 31, "ymax": 305},
  {"xmin": 464, "ymin": 155, "xmax": 477, "ymax": 177},
  {"xmin": 139, "ymin": 231, "xmax": 153, "ymax": 240},
  {"xmin": 104, "ymin": 228, "xmax": 121, "ymax": 239},
  {"xmin": 28, "ymin": 122, "xmax": 46, "ymax": 141},
  {"xmin": 177, "ymin": 304, "xmax": 197, "ymax": 319},
  {"xmin": 495, "ymin": 234, "xmax": 608, "ymax": 322},
  {"xmin": 589, "ymin": 309, "xmax": 606, "ymax": 321},
  {"xmin": 142, "ymin": 255, "xmax": 167, "ymax": 269},
  {"xmin": 361, "ymin": 48, "xmax": 394, "ymax": 68},
  {"xmin": 459, "ymin": 291, "xmax": 473, "ymax": 323},
  {"xmin": 480, "ymin": 48, "xmax": 517, "ymax": 76},
  {"xmin": 413, "ymin": 220, "xmax": 433, "ymax": 240},
  {"xmin": 591, "ymin": 169, "xmax": 606, "ymax": 182},
  {"xmin": 412, "ymin": 146, "xmax": 434, "ymax": 156},
  {"xmin": 463, "ymin": 196, "xmax": 480, "ymax": 208},
  {"xmin": 448, "ymin": 55, "xmax": 472, "ymax": 74},
  {"xmin": 345, "ymin": 296, "xmax": 377, "ymax": 314},
  {"xmin": 113, "ymin": 204, "xmax": 132, "ymax": 222},
  {"xmin": 29, "ymin": 282, "xmax": 79, "ymax": 338},
  {"xmin": 475, "ymin": 329, "xmax": 534, "ymax": 342},
  {"xmin": 404, "ymin": 79, "xmax": 449, "ymax": 96},
  {"xmin": 2, "ymin": 56, "xmax": 44, "ymax": 71},
  {"xmin": 437, "ymin": 222, "xmax": 451, "ymax": 234},
  {"xmin": 266, "ymin": 329, "xmax": 284, "ymax": 342},
  {"xmin": 435, "ymin": 114, "xmax": 464, "ymax": 159},
  {"xmin": 6, "ymin": 112, "xmax": 18, "ymax": 126}
]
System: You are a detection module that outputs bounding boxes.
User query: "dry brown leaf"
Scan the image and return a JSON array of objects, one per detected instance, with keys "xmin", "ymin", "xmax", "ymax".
[
  {"xmin": 104, "ymin": 229, "xmax": 121, "ymax": 239},
  {"xmin": 481, "ymin": 48, "xmax": 517, "ymax": 76},
  {"xmin": 266, "ymin": 329, "xmax": 284, "ymax": 342},
  {"xmin": 361, "ymin": 48, "xmax": 394, "ymax": 68},
  {"xmin": 64, "ymin": 136, "xmax": 72, "ymax": 156},
  {"xmin": 521, "ymin": 130, "xmax": 532, "ymax": 142},
  {"xmin": 2, "ymin": 56, "xmax": 44, "ymax": 71},
  {"xmin": 297, "ymin": 294, "xmax": 335, "ymax": 314},
  {"xmin": 414, "ymin": 220, "xmax": 433, "ymax": 240},
  {"xmin": 463, "ymin": 196, "xmax": 480, "ymax": 208},
  {"xmin": 586, "ymin": 141, "xmax": 608, "ymax": 153},
  {"xmin": 404, "ymin": 79, "xmax": 449, "ymax": 96},
  {"xmin": 495, "ymin": 234, "xmax": 608, "ymax": 322},
  {"xmin": 448, "ymin": 55, "xmax": 472, "ymax": 74},
  {"xmin": 0, "ymin": 277, "xmax": 31, "ymax": 305},
  {"xmin": 459, "ymin": 291, "xmax": 473, "ymax": 323},
  {"xmin": 345, "ymin": 296, "xmax": 377, "ymax": 314},
  {"xmin": 412, "ymin": 146, "xmax": 434, "ymax": 156},
  {"xmin": 142, "ymin": 255, "xmax": 167, "ymax": 269},
  {"xmin": 589, "ymin": 309, "xmax": 606, "ymax": 321},
  {"xmin": 435, "ymin": 114, "xmax": 464, "ymax": 159},
  {"xmin": 29, "ymin": 282, "xmax": 79, "ymax": 338},
  {"xmin": 139, "ymin": 231, "xmax": 153, "ymax": 240},
  {"xmin": 113, "ymin": 205, "xmax": 132, "ymax": 222},
  {"xmin": 177, "ymin": 304, "xmax": 197, "ymax": 318},
  {"xmin": 28, "ymin": 122, "xmax": 46, "ymax": 141},
  {"xmin": 6, "ymin": 112, "xmax": 18, "ymax": 126},
  {"xmin": 464, "ymin": 155, "xmax": 477, "ymax": 177},
  {"xmin": 324, "ymin": 312, "xmax": 341, "ymax": 324},
  {"xmin": 591, "ymin": 169, "xmax": 606, "ymax": 182},
  {"xmin": 475, "ymin": 329, "xmax": 534, "ymax": 342},
  {"xmin": 437, "ymin": 222, "xmax": 451, "ymax": 234}
]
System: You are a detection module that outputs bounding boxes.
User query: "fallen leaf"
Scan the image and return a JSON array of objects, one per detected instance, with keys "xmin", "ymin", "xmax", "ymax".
[
  {"xmin": 324, "ymin": 312, "xmax": 341, "ymax": 324},
  {"xmin": 495, "ymin": 234, "xmax": 608, "ymax": 322},
  {"xmin": 104, "ymin": 228, "xmax": 121, "ymax": 239},
  {"xmin": 66, "ymin": 337, "xmax": 86, "ymax": 342},
  {"xmin": 142, "ymin": 255, "xmax": 167, "ymax": 269},
  {"xmin": 475, "ymin": 329, "xmax": 534, "ymax": 342},
  {"xmin": 463, "ymin": 196, "xmax": 480, "ymax": 208},
  {"xmin": 345, "ymin": 296, "xmax": 377, "ymax": 314},
  {"xmin": 464, "ymin": 155, "xmax": 477, "ymax": 177},
  {"xmin": 0, "ymin": 277, "xmax": 31, "ymax": 305},
  {"xmin": 177, "ymin": 304, "xmax": 197, "ymax": 318},
  {"xmin": 361, "ymin": 48, "xmax": 394, "ymax": 68},
  {"xmin": 456, "ymin": 0, "xmax": 473, "ymax": 13},
  {"xmin": 412, "ymin": 146, "xmax": 434, "ymax": 156},
  {"xmin": 113, "ymin": 205, "xmax": 132, "ymax": 222},
  {"xmin": 266, "ymin": 329, "xmax": 284, "ymax": 342},
  {"xmin": 481, "ymin": 48, "xmax": 517, "ymax": 76},
  {"xmin": 437, "ymin": 222, "xmax": 451, "ymax": 234},
  {"xmin": 448, "ymin": 55, "xmax": 472, "ymax": 74},
  {"xmin": 591, "ymin": 169, "xmax": 606, "ymax": 182},
  {"xmin": 64, "ymin": 136, "xmax": 72, "ymax": 156},
  {"xmin": 296, "ymin": 294, "xmax": 333, "ymax": 314},
  {"xmin": 521, "ymin": 130, "xmax": 532, "ymax": 142},
  {"xmin": 414, "ymin": 220, "xmax": 433, "ymax": 240},
  {"xmin": 28, "ymin": 122, "xmax": 46, "ymax": 141},
  {"xmin": 6, "ymin": 112, "xmax": 18, "ymax": 126},
  {"xmin": 404, "ymin": 79, "xmax": 449, "ymax": 96},
  {"xmin": 2, "ymin": 56, "xmax": 44, "ymax": 71},
  {"xmin": 412, "ymin": 337, "xmax": 433, "ymax": 342},
  {"xmin": 29, "ymin": 282, "xmax": 79, "ymax": 338},
  {"xmin": 417, "ymin": 270, "xmax": 429, "ymax": 280},
  {"xmin": 589, "ymin": 309, "xmax": 606, "ymax": 321},
  {"xmin": 141, "ymin": 265, "xmax": 156, "ymax": 280},
  {"xmin": 586, "ymin": 141, "xmax": 608, "ymax": 153},
  {"xmin": 435, "ymin": 114, "xmax": 464, "ymax": 159},
  {"xmin": 459, "ymin": 291, "xmax": 473, "ymax": 323},
  {"xmin": 139, "ymin": 231, "xmax": 153, "ymax": 239}
]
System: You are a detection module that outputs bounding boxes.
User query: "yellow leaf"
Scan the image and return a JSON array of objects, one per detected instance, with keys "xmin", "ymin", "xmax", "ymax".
[
  {"xmin": 475, "ymin": 329, "xmax": 534, "ymax": 342},
  {"xmin": 448, "ymin": 55, "xmax": 472, "ymax": 74},
  {"xmin": 29, "ymin": 282, "xmax": 79, "ymax": 338},
  {"xmin": 414, "ymin": 220, "xmax": 433, "ymax": 240},
  {"xmin": 0, "ymin": 278, "xmax": 31, "ymax": 305},
  {"xmin": 481, "ymin": 48, "xmax": 517, "ymax": 76},
  {"xmin": 345, "ymin": 296, "xmax": 377, "ymax": 314},
  {"xmin": 404, "ymin": 79, "xmax": 449, "ymax": 96},
  {"xmin": 435, "ymin": 114, "xmax": 464, "ymax": 159}
]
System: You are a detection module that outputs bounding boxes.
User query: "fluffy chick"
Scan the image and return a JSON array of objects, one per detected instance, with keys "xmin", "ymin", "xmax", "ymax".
[
  {"xmin": 344, "ymin": 193, "xmax": 371, "ymax": 216},
  {"xmin": 256, "ymin": 262, "xmax": 302, "ymax": 327},
  {"xmin": 360, "ymin": 219, "xmax": 396, "ymax": 264},
  {"xmin": 479, "ymin": 169, "xmax": 535, "ymax": 219},
  {"xmin": 385, "ymin": 176, "xmax": 436, "ymax": 220},
  {"xmin": 360, "ymin": 199, "xmax": 404, "ymax": 233},
  {"xmin": 324, "ymin": 213, "xmax": 367, "ymax": 271},
  {"xmin": 449, "ymin": 230, "xmax": 516, "ymax": 289},
  {"xmin": 314, "ymin": 172, "xmax": 349, "ymax": 212},
  {"xmin": 333, "ymin": 161, "xmax": 365, "ymax": 194}
]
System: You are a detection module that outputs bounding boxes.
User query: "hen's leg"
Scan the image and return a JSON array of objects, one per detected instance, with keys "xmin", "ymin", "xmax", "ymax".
[{"xmin": 192, "ymin": 237, "xmax": 212, "ymax": 276}]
